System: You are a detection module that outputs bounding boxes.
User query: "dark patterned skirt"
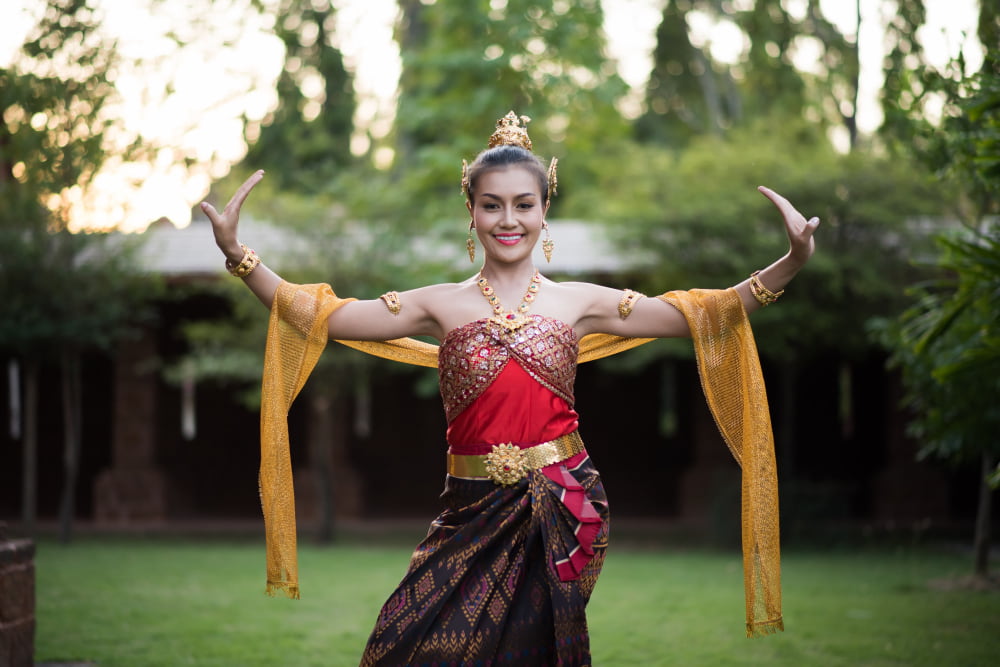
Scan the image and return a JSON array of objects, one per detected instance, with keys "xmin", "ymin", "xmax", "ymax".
[{"xmin": 359, "ymin": 454, "xmax": 610, "ymax": 667}]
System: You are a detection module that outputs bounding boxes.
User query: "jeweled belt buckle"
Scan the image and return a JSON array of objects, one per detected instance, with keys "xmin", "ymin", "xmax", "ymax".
[{"xmin": 483, "ymin": 443, "xmax": 528, "ymax": 486}]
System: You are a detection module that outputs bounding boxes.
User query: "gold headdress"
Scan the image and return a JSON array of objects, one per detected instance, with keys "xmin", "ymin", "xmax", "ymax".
[
  {"xmin": 462, "ymin": 110, "xmax": 559, "ymax": 209},
  {"xmin": 489, "ymin": 111, "xmax": 533, "ymax": 150}
]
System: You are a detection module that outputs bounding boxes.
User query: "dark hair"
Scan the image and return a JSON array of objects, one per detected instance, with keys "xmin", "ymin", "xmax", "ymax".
[{"xmin": 465, "ymin": 145, "xmax": 548, "ymax": 204}]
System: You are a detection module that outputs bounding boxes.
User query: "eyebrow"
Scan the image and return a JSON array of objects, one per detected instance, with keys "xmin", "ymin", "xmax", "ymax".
[{"xmin": 480, "ymin": 192, "xmax": 538, "ymax": 200}]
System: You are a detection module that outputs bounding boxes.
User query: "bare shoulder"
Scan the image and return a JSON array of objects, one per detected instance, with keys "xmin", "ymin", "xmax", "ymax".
[{"xmin": 404, "ymin": 278, "xmax": 490, "ymax": 336}]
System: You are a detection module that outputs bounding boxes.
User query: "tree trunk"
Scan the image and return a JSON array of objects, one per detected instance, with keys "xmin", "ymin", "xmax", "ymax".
[
  {"xmin": 20, "ymin": 360, "xmax": 38, "ymax": 536},
  {"xmin": 58, "ymin": 350, "xmax": 82, "ymax": 544},
  {"xmin": 973, "ymin": 450, "xmax": 995, "ymax": 577}
]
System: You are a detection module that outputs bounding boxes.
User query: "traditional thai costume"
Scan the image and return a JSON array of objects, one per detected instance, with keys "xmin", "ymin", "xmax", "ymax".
[{"xmin": 258, "ymin": 280, "xmax": 782, "ymax": 667}]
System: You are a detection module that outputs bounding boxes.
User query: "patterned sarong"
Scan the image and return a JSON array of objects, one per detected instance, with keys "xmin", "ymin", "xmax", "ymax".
[{"xmin": 360, "ymin": 454, "xmax": 609, "ymax": 666}]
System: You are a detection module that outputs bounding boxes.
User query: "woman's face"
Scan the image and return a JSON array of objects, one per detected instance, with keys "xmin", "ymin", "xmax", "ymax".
[{"xmin": 468, "ymin": 166, "xmax": 548, "ymax": 265}]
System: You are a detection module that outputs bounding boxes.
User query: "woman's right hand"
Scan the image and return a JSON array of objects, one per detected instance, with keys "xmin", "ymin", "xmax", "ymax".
[{"xmin": 200, "ymin": 169, "xmax": 265, "ymax": 262}]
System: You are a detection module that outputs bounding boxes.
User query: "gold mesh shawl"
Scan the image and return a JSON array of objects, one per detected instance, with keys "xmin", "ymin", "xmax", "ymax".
[
  {"xmin": 260, "ymin": 281, "xmax": 781, "ymax": 636},
  {"xmin": 659, "ymin": 289, "xmax": 783, "ymax": 637}
]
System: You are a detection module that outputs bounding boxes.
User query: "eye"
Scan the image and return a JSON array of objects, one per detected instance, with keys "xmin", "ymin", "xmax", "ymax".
[{"xmin": 517, "ymin": 202, "xmax": 535, "ymax": 209}]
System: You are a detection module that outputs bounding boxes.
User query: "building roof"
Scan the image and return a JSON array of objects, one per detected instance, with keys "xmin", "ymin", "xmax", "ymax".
[{"xmin": 138, "ymin": 217, "xmax": 646, "ymax": 278}]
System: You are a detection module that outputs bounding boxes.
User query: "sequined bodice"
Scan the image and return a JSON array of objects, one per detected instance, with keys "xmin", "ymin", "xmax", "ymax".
[{"xmin": 438, "ymin": 316, "xmax": 578, "ymax": 423}]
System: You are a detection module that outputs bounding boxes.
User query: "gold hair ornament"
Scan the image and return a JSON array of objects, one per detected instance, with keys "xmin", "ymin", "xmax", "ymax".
[
  {"xmin": 546, "ymin": 157, "xmax": 558, "ymax": 208},
  {"xmin": 467, "ymin": 220, "xmax": 476, "ymax": 263},
  {"xmin": 461, "ymin": 110, "xmax": 560, "ymax": 203},
  {"xmin": 489, "ymin": 111, "xmax": 533, "ymax": 150}
]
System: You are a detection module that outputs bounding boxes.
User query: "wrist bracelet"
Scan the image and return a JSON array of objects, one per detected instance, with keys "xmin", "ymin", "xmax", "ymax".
[
  {"xmin": 749, "ymin": 270, "xmax": 783, "ymax": 306},
  {"xmin": 225, "ymin": 243, "xmax": 261, "ymax": 278}
]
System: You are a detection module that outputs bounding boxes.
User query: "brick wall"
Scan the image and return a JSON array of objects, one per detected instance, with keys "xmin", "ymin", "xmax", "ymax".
[{"xmin": 0, "ymin": 538, "xmax": 34, "ymax": 667}]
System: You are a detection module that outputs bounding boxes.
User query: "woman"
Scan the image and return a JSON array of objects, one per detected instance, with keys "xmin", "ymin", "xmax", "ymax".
[{"xmin": 202, "ymin": 112, "xmax": 818, "ymax": 665}]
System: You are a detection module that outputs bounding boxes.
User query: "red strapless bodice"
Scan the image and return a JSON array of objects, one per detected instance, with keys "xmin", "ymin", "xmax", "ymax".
[{"xmin": 438, "ymin": 316, "xmax": 579, "ymax": 452}]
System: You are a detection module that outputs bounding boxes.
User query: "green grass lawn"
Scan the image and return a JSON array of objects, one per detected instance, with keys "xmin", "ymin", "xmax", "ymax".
[{"xmin": 34, "ymin": 536, "xmax": 999, "ymax": 666}]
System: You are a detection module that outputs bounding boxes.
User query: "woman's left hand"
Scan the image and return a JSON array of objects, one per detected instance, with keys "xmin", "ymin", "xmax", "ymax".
[{"xmin": 757, "ymin": 186, "xmax": 819, "ymax": 266}]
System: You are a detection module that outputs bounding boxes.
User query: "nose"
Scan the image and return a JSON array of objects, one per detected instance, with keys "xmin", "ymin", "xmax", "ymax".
[{"xmin": 500, "ymin": 205, "xmax": 517, "ymax": 227}]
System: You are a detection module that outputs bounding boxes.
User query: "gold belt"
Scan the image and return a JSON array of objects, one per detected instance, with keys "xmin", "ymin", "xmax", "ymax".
[{"xmin": 447, "ymin": 431, "xmax": 585, "ymax": 486}]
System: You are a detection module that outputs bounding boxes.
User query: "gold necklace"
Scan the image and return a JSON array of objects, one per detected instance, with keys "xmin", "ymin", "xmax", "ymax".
[{"xmin": 477, "ymin": 269, "xmax": 541, "ymax": 331}]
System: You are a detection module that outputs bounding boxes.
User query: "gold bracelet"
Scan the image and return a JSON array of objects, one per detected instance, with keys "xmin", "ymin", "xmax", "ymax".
[
  {"xmin": 225, "ymin": 243, "xmax": 261, "ymax": 278},
  {"xmin": 617, "ymin": 289, "xmax": 645, "ymax": 320},
  {"xmin": 379, "ymin": 291, "xmax": 401, "ymax": 315},
  {"xmin": 749, "ymin": 270, "xmax": 784, "ymax": 306}
]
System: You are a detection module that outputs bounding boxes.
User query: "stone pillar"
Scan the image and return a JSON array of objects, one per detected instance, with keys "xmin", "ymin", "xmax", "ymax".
[
  {"xmin": 93, "ymin": 332, "xmax": 169, "ymax": 522},
  {"xmin": 0, "ymin": 537, "xmax": 34, "ymax": 667}
]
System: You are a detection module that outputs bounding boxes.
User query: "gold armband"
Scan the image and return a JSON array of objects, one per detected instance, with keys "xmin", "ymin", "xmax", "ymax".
[
  {"xmin": 618, "ymin": 289, "xmax": 645, "ymax": 320},
  {"xmin": 379, "ymin": 291, "xmax": 401, "ymax": 315},
  {"xmin": 749, "ymin": 270, "xmax": 784, "ymax": 306},
  {"xmin": 225, "ymin": 243, "xmax": 261, "ymax": 278}
]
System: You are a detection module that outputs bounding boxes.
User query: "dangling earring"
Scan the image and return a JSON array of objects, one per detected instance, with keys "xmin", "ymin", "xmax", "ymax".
[
  {"xmin": 542, "ymin": 221, "xmax": 554, "ymax": 263},
  {"xmin": 467, "ymin": 220, "xmax": 476, "ymax": 263}
]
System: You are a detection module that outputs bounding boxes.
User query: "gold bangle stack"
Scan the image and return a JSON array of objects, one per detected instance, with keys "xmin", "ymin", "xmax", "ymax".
[
  {"xmin": 749, "ymin": 270, "xmax": 784, "ymax": 306},
  {"xmin": 225, "ymin": 243, "xmax": 261, "ymax": 278}
]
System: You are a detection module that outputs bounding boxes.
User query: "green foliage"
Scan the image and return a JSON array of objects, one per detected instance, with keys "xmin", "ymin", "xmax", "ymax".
[
  {"xmin": 735, "ymin": 0, "xmax": 808, "ymax": 120},
  {"xmin": 0, "ymin": 0, "xmax": 162, "ymax": 359},
  {"xmin": 0, "ymin": 0, "xmax": 122, "ymax": 229},
  {"xmin": 243, "ymin": 0, "xmax": 356, "ymax": 193},
  {"xmin": 636, "ymin": 0, "xmax": 864, "ymax": 149},
  {"xmin": 393, "ymin": 0, "xmax": 630, "ymax": 221},
  {"xmin": 874, "ymin": 16, "xmax": 999, "ymax": 469},
  {"xmin": 0, "ymin": 226, "xmax": 160, "ymax": 358},
  {"xmin": 875, "ymin": 228, "xmax": 1000, "ymax": 465},
  {"xmin": 591, "ymin": 116, "xmax": 945, "ymax": 361},
  {"xmin": 635, "ymin": 0, "xmax": 739, "ymax": 144}
]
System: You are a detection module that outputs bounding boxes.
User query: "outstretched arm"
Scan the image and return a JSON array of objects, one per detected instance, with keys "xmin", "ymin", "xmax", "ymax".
[
  {"xmin": 200, "ymin": 170, "xmax": 440, "ymax": 341},
  {"xmin": 575, "ymin": 186, "xmax": 819, "ymax": 338}
]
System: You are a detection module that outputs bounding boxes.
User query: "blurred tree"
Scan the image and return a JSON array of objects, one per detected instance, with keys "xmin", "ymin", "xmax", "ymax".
[
  {"xmin": 879, "ymin": 0, "xmax": 930, "ymax": 148},
  {"xmin": 242, "ymin": 0, "xmax": 355, "ymax": 193},
  {"xmin": 876, "ymin": 22, "xmax": 998, "ymax": 577},
  {"xmin": 735, "ymin": 0, "xmax": 808, "ymax": 121},
  {"xmin": 636, "ymin": 0, "xmax": 931, "ymax": 153},
  {"xmin": 0, "ymin": 0, "xmax": 161, "ymax": 541},
  {"xmin": 393, "ymin": 0, "xmax": 630, "ymax": 220},
  {"xmin": 635, "ymin": 0, "xmax": 740, "ymax": 145},
  {"xmin": 184, "ymin": 1, "xmax": 450, "ymax": 541},
  {"xmin": 599, "ymin": 118, "xmax": 943, "ymax": 361}
]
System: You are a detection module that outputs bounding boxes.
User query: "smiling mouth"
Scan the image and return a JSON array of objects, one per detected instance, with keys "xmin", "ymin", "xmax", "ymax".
[{"xmin": 494, "ymin": 234, "xmax": 524, "ymax": 245}]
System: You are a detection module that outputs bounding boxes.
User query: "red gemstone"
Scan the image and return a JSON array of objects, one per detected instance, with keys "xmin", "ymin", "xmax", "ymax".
[{"xmin": 507, "ymin": 313, "xmax": 515, "ymax": 320}]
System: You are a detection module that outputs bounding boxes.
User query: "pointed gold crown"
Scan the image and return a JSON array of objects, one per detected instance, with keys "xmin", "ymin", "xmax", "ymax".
[
  {"xmin": 488, "ymin": 111, "xmax": 533, "ymax": 150},
  {"xmin": 463, "ymin": 110, "xmax": 557, "ymax": 206}
]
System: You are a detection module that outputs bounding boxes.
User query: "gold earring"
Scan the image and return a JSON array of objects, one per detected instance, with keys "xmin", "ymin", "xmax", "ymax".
[
  {"xmin": 467, "ymin": 221, "xmax": 476, "ymax": 263},
  {"xmin": 542, "ymin": 222, "xmax": 554, "ymax": 263}
]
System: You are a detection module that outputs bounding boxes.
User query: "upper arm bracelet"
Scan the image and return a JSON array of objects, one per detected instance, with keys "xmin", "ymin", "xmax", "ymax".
[
  {"xmin": 618, "ymin": 289, "xmax": 646, "ymax": 320},
  {"xmin": 379, "ymin": 291, "xmax": 402, "ymax": 315}
]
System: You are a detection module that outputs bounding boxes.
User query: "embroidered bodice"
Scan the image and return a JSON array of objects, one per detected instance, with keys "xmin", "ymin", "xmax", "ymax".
[{"xmin": 438, "ymin": 316, "xmax": 579, "ymax": 424}]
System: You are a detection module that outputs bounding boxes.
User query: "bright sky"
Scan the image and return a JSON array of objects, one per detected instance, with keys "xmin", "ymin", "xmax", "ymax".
[{"xmin": 0, "ymin": 0, "xmax": 984, "ymax": 232}]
